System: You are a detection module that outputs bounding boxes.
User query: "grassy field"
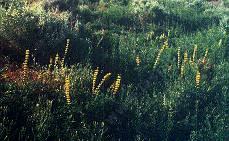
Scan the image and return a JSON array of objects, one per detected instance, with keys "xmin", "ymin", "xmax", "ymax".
[{"xmin": 0, "ymin": 0, "xmax": 228, "ymax": 140}]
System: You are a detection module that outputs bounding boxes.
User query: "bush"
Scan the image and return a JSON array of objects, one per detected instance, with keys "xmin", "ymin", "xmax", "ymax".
[
  {"xmin": 44, "ymin": 0, "xmax": 79, "ymax": 12},
  {"xmin": 0, "ymin": 1, "xmax": 92, "ymax": 65}
]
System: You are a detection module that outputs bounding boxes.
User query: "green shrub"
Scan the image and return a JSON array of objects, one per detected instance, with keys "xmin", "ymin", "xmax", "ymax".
[{"xmin": 0, "ymin": 1, "xmax": 92, "ymax": 65}]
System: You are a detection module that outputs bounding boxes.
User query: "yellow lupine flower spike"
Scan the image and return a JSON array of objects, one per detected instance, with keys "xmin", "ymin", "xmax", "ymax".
[
  {"xmin": 192, "ymin": 45, "xmax": 198, "ymax": 63},
  {"xmin": 65, "ymin": 75, "xmax": 71, "ymax": 104},
  {"xmin": 54, "ymin": 53, "xmax": 59, "ymax": 68},
  {"xmin": 64, "ymin": 39, "xmax": 70, "ymax": 55},
  {"xmin": 92, "ymin": 67, "xmax": 99, "ymax": 93},
  {"xmin": 113, "ymin": 74, "xmax": 121, "ymax": 95},
  {"xmin": 177, "ymin": 47, "xmax": 181, "ymax": 69},
  {"xmin": 180, "ymin": 64, "xmax": 185, "ymax": 78},
  {"xmin": 184, "ymin": 50, "xmax": 188, "ymax": 64},
  {"xmin": 163, "ymin": 38, "xmax": 169, "ymax": 49},
  {"xmin": 195, "ymin": 70, "xmax": 201, "ymax": 88},
  {"xmin": 23, "ymin": 49, "xmax": 30, "ymax": 81},
  {"xmin": 110, "ymin": 81, "xmax": 115, "ymax": 91},
  {"xmin": 153, "ymin": 47, "xmax": 164, "ymax": 69},
  {"xmin": 61, "ymin": 39, "xmax": 70, "ymax": 68},
  {"xmin": 202, "ymin": 48, "xmax": 208, "ymax": 63},
  {"xmin": 94, "ymin": 73, "xmax": 112, "ymax": 95},
  {"xmin": 136, "ymin": 55, "xmax": 141, "ymax": 66}
]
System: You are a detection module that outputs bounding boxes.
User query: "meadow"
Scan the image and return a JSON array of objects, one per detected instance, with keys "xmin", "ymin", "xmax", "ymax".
[{"xmin": 0, "ymin": 0, "xmax": 228, "ymax": 140}]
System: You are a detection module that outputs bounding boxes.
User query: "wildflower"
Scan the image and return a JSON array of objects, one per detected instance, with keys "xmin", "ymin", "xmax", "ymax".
[
  {"xmin": 202, "ymin": 48, "xmax": 208, "ymax": 64},
  {"xmin": 136, "ymin": 55, "xmax": 141, "ymax": 66},
  {"xmin": 94, "ymin": 73, "xmax": 112, "ymax": 95},
  {"xmin": 192, "ymin": 45, "xmax": 198, "ymax": 63},
  {"xmin": 180, "ymin": 64, "xmax": 184, "ymax": 78},
  {"xmin": 54, "ymin": 53, "xmax": 59, "ymax": 69},
  {"xmin": 163, "ymin": 94, "xmax": 166, "ymax": 106},
  {"xmin": 163, "ymin": 38, "xmax": 169, "ymax": 49},
  {"xmin": 184, "ymin": 50, "xmax": 188, "ymax": 64},
  {"xmin": 92, "ymin": 67, "xmax": 99, "ymax": 93},
  {"xmin": 177, "ymin": 47, "xmax": 181, "ymax": 69},
  {"xmin": 195, "ymin": 70, "xmax": 201, "ymax": 88},
  {"xmin": 61, "ymin": 67, "xmax": 66, "ymax": 76},
  {"xmin": 54, "ymin": 53, "xmax": 60, "ymax": 81},
  {"xmin": 153, "ymin": 47, "xmax": 164, "ymax": 69},
  {"xmin": 113, "ymin": 74, "xmax": 121, "ymax": 95},
  {"xmin": 65, "ymin": 39, "xmax": 70, "ymax": 55},
  {"xmin": 22, "ymin": 49, "xmax": 30, "ymax": 81},
  {"xmin": 61, "ymin": 39, "xmax": 70, "ymax": 68},
  {"xmin": 110, "ymin": 81, "xmax": 115, "ymax": 91},
  {"xmin": 65, "ymin": 75, "xmax": 71, "ymax": 104}
]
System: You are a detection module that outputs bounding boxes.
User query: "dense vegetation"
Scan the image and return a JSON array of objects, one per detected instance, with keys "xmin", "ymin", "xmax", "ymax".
[{"xmin": 0, "ymin": 0, "xmax": 228, "ymax": 140}]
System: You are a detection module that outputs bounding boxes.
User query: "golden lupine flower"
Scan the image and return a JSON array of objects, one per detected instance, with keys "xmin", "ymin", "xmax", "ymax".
[
  {"xmin": 180, "ymin": 64, "xmax": 184, "ymax": 78},
  {"xmin": 192, "ymin": 45, "xmax": 198, "ymax": 63},
  {"xmin": 177, "ymin": 47, "xmax": 181, "ymax": 69},
  {"xmin": 94, "ymin": 73, "xmax": 112, "ymax": 94},
  {"xmin": 113, "ymin": 74, "xmax": 121, "ymax": 95},
  {"xmin": 92, "ymin": 67, "xmax": 99, "ymax": 93},
  {"xmin": 65, "ymin": 75, "xmax": 71, "ymax": 104},
  {"xmin": 22, "ymin": 49, "xmax": 30, "ymax": 81},
  {"xmin": 153, "ymin": 47, "xmax": 164, "ymax": 69},
  {"xmin": 163, "ymin": 38, "xmax": 169, "ymax": 49},
  {"xmin": 136, "ymin": 55, "xmax": 141, "ymax": 66},
  {"xmin": 65, "ymin": 39, "xmax": 70, "ymax": 55},
  {"xmin": 184, "ymin": 50, "xmax": 188, "ymax": 64},
  {"xmin": 109, "ymin": 81, "xmax": 115, "ymax": 91},
  {"xmin": 60, "ymin": 60, "xmax": 64, "ymax": 69},
  {"xmin": 61, "ymin": 67, "xmax": 66, "ymax": 76},
  {"xmin": 54, "ymin": 53, "xmax": 59, "ymax": 68},
  {"xmin": 61, "ymin": 39, "xmax": 70, "ymax": 68},
  {"xmin": 202, "ymin": 48, "xmax": 208, "ymax": 64},
  {"xmin": 54, "ymin": 53, "xmax": 60, "ymax": 81},
  {"xmin": 195, "ymin": 70, "xmax": 201, "ymax": 88}
]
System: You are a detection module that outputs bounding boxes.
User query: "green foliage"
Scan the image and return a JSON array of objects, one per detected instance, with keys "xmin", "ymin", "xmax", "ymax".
[
  {"xmin": 0, "ymin": 1, "xmax": 91, "ymax": 64},
  {"xmin": 44, "ymin": 0, "xmax": 79, "ymax": 12}
]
